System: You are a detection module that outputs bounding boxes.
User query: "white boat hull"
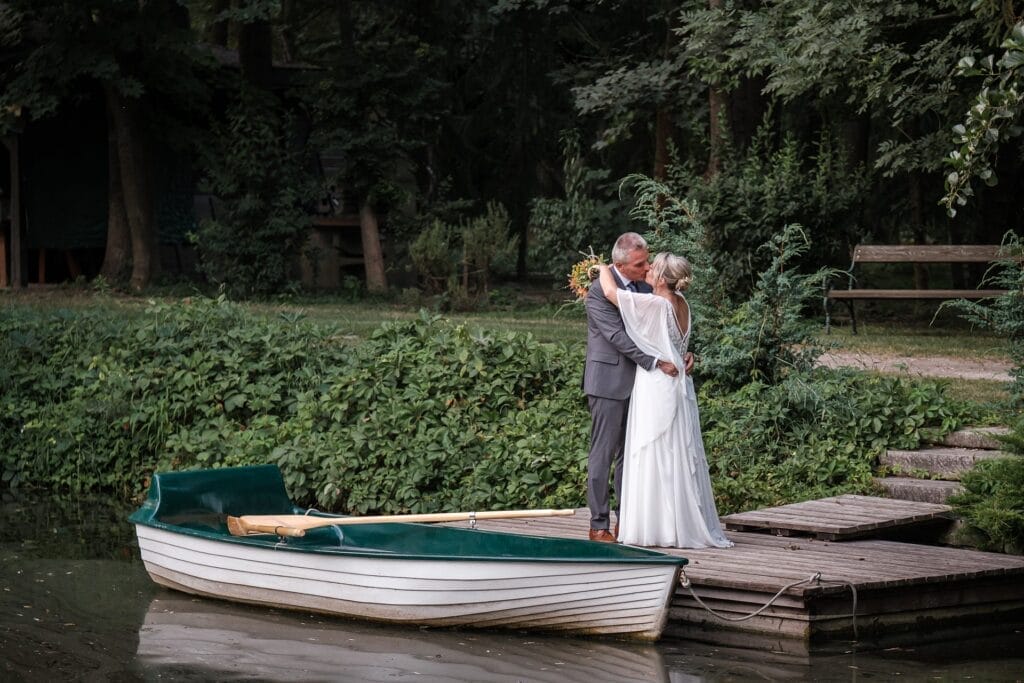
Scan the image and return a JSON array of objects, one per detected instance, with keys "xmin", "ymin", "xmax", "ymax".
[{"xmin": 135, "ymin": 524, "xmax": 680, "ymax": 639}]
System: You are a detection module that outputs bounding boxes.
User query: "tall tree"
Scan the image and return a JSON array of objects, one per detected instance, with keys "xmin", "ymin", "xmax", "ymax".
[{"xmin": 0, "ymin": 0, "xmax": 210, "ymax": 290}]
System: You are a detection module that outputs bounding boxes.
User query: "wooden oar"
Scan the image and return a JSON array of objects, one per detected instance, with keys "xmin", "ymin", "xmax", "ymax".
[{"xmin": 225, "ymin": 508, "xmax": 577, "ymax": 537}]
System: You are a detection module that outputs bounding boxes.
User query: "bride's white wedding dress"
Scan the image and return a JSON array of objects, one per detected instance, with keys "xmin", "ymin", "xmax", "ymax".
[{"xmin": 617, "ymin": 291, "xmax": 733, "ymax": 549}]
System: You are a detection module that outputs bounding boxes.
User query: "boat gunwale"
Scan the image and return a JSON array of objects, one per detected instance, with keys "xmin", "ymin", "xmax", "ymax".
[{"xmin": 131, "ymin": 516, "xmax": 688, "ymax": 567}]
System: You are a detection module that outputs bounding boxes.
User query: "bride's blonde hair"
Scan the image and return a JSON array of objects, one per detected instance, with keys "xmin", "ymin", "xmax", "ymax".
[{"xmin": 650, "ymin": 252, "xmax": 692, "ymax": 293}]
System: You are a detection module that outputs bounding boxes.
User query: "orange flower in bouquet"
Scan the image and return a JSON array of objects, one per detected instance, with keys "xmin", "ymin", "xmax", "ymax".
[{"xmin": 567, "ymin": 249, "xmax": 605, "ymax": 301}]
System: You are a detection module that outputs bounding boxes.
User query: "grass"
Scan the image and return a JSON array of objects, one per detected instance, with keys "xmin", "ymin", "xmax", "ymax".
[{"xmin": 816, "ymin": 321, "xmax": 1010, "ymax": 359}]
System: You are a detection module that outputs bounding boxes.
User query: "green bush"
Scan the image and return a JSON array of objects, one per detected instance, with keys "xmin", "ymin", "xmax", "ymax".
[
  {"xmin": 268, "ymin": 311, "xmax": 587, "ymax": 513},
  {"xmin": 942, "ymin": 231, "xmax": 1024, "ymax": 407},
  {"xmin": 702, "ymin": 370, "xmax": 965, "ymax": 513},
  {"xmin": 948, "ymin": 419, "xmax": 1024, "ymax": 554},
  {"xmin": 195, "ymin": 87, "xmax": 317, "ymax": 298},
  {"xmin": 0, "ymin": 296, "xmax": 346, "ymax": 496},
  {"xmin": 2, "ymin": 296, "xmax": 975, "ymax": 522},
  {"xmin": 409, "ymin": 203, "xmax": 519, "ymax": 305}
]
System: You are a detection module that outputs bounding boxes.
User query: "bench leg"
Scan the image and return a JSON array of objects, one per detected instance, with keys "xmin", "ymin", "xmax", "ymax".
[
  {"xmin": 824, "ymin": 295, "xmax": 832, "ymax": 334},
  {"xmin": 847, "ymin": 300, "xmax": 857, "ymax": 335}
]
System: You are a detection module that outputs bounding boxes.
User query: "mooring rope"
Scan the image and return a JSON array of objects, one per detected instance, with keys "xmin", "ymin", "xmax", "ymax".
[{"xmin": 679, "ymin": 569, "xmax": 859, "ymax": 639}]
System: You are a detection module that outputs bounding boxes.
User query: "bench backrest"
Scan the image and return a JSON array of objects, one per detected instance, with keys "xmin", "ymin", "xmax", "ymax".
[{"xmin": 852, "ymin": 245, "xmax": 1005, "ymax": 263}]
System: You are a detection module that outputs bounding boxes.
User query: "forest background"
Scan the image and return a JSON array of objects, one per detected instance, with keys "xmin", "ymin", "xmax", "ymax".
[{"xmin": 2, "ymin": 1, "xmax": 1024, "ymax": 552}]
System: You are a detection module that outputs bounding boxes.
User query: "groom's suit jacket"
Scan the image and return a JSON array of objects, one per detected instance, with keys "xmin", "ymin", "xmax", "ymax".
[{"xmin": 583, "ymin": 274, "xmax": 655, "ymax": 400}]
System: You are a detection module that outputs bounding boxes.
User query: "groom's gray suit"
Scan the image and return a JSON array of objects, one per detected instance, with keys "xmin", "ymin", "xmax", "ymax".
[{"xmin": 584, "ymin": 271, "xmax": 655, "ymax": 532}]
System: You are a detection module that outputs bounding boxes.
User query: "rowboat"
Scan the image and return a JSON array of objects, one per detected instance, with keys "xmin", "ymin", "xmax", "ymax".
[{"xmin": 130, "ymin": 465, "xmax": 687, "ymax": 640}]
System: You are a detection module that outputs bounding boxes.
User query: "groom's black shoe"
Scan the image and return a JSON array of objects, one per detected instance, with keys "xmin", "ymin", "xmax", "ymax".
[{"xmin": 589, "ymin": 529, "xmax": 616, "ymax": 543}]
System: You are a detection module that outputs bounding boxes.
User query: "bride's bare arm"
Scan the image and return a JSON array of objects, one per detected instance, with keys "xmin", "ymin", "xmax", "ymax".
[{"xmin": 596, "ymin": 264, "xmax": 678, "ymax": 377}]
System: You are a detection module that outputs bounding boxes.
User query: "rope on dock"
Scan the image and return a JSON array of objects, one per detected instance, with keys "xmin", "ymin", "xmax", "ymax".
[{"xmin": 679, "ymin": 569, "xmax": 859, "ymax": 639}]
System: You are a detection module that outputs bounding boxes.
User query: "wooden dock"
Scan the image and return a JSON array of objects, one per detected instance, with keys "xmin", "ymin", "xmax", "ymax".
[{"xmin": 443, "ymin": 496, "xmax": 1024, "ymax": 650}]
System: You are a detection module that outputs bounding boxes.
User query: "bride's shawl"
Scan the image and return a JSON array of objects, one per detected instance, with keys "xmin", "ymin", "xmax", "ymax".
[{"xmin": 618, "ymin": 291, "xmax": 688, "ymax": 452}]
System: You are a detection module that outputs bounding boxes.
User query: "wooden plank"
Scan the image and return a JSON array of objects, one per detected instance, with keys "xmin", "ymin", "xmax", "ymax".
[
  {"xmin": 827, "ymin": 288, "xmax": 1007, "ymax": 299},
  {"xmin": 851, "ymin": 244, "xmax": 1005, "ymax": 262},
  {"xmin": 311, "ymin": 215, "xmax": 360, "ymax": 228},
  {"xmin": 722, "ymin": 495, "xmax": 953, "ymax": 539}
]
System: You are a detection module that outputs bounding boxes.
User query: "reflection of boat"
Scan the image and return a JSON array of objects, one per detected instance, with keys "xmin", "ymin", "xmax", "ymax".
[
  {"xmin": 130, "ymin": 465, "xmax": 686, "ymax": 640},
  {"xmin": 137, "ymin": 594, "xmax": 668, "ymax": 683}
]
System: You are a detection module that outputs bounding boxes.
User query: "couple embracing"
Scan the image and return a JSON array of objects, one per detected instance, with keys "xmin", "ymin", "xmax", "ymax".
[{"xmin": 584, "ymin": 232, "xmax": 732, "ymax": 549}]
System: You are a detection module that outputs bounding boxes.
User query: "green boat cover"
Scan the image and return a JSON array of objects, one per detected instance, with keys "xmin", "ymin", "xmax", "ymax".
[{"xmin": 129, "ymin": 465, "xmax": 687, "ymax": 566}]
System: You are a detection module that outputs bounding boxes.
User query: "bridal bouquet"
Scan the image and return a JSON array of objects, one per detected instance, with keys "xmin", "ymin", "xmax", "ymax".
[{"xmin": 567, "ymin": 249, "xmax": 605, "ymax": 301}]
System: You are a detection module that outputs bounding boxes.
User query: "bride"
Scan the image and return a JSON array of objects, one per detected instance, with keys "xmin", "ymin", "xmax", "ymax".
[{"xmin": 596, "ymin": 255, "xmax": 732, "ymax": 549}]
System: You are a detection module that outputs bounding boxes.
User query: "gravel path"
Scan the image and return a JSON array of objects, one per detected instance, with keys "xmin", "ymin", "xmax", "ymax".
[{"xmin": 817, "ymin": 351, "xmax": 1013, "ymax": 382}]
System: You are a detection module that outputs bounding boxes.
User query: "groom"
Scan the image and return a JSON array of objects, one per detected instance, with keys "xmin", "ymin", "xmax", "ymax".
[{"xmin": 583, "ymin": 232, "xmax": 691, "ymax": 542}]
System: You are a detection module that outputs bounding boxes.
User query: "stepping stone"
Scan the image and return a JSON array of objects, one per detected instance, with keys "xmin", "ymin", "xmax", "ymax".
[
  {"xmin": 874, "ymin": 477, "xmax": 963, "ymax": 504},
  {"xmin": 881, "ymin": 446, "xmax": 1009, "ymax": 480},
  {"xmin": 934, "ymin": 427, "xmax": 1010, "ymax": 450}
]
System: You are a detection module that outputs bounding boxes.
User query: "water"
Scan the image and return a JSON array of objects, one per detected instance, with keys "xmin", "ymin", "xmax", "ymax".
[{"xmin": 2, "ymin": 491, "xmax": 1023, "ymax": 682}]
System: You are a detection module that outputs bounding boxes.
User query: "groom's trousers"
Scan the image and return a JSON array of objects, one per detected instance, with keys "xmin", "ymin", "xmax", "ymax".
[{"xmin": 587, "ymin": 395, "xmax": 629, "ymax": 531}]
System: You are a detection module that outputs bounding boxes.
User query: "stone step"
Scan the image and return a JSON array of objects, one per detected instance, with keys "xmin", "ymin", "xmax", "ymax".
[
  {"xmin": 880, "ymin": 447, "xmax": 1008, "ymax": 480},
  {"xmin": 930, "ymin": 427, "xmax": 1009, "ymax": 450},
  {"xmin": 874, "ymin": 477, "xmax": 964, "ymax": 504}
]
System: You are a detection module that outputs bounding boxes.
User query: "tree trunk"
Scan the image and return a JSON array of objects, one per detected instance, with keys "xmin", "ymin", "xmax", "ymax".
[
  {"xmin": 359, "ymin": 201, "xmax": 387, "ymax": 292},
  {"xmin": 704, "ymin": 0, "xmax": 725, "ymax": 179},
  {"xmin": 100, "ymin": 100, "xmax": 132, "ymax": 283},
  {"xmin": 3, "ymin": 135, "xmax": 24, "ymax": 288},
  {"xmin": 653, "ymin": 106, "xmax": 672, "ymax": 181},
  {"xmin": 105, "ymin": 86, "xmax": 159, "ymax": 291},
  {"xmin": 208, "ymin": 0, "xmax": 230, "ymax": 47},
  {"xmin": 239, "ymin": 19, "xmax": 274, "ymax": 89}
]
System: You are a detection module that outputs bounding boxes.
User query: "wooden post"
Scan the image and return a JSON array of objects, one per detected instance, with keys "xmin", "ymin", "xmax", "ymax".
[{"xmin": 359, "ymin": 201, "xmax": 387, "ymax": 292}]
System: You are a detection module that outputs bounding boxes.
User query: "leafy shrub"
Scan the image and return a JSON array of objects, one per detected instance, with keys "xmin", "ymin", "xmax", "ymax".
[
  {"xmin": 702, "ymin": 370, "xmax": 965, "ymax": 513},
  {"xmin": 269, "ymin": 312, "xmax": 587, "ymax": 513},
  {"xmin": 528, "ymin": 130, "xmax": 624, "ymax": 280},
  {"xmin": 0, "ymin": 296, "xmax": 345, "ymax": 496},
  {"xmin": 408, "ymin": 202, "xmax": 519, "ymax": 305},
  {"xmin": 948, "ymin": 419, "xmax": 1024, "ymax": 554},
  {"xmin": 195, "ymin": 87, "xmax": 318, "ymax": 298},
  {"xmin": 624, "ymin": 175, "xmax": 830, "ymax": 392},
  {"xmin": 668, "ymin": 122, "xmax": 866, "ymax": 299},
  {"xmin": 942, "ymin": 231, "xmax": 1024, "ymax": 407},
  {"xmin": 409, "ymin": 219, "xmax": 454, "ymax": 293}
]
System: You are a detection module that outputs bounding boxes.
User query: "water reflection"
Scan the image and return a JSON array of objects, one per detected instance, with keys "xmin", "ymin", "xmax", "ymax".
[
  {"xmin": 3, "ymin": 489, "xmax": 1024, "ymax": 682},
  {"xmin": 137, "ymin": 594, "xmax": 668, "ymax": 682}
]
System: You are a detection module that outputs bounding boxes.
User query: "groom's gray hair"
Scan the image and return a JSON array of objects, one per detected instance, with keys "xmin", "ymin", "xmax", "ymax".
[{"xmin": 612, "ymin": 232, "xmax": 648, "ymax": 264}]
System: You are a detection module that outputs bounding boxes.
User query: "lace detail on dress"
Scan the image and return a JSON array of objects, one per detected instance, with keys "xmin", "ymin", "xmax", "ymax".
[{"xmin": 666, "ymin": 297, "xmax": 690, "ymax": 358}]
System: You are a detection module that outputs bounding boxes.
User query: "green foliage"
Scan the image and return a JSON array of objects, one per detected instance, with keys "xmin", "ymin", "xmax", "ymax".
[
  {"xmin": 673, "ymin": 124, "xmax": 866, "ymax": 297},
  {"xmin": 0, "ymin": 296, "xmax": 345, "ymax": 495},
  {"xmin": 195, "ymin": 87, "xmax": 317, "ymax": 297},
  {"xmin": 528, "ymin": 131, "xmax": 623, "ymax": 281},
  {"xmin": 623, "ymin": 175, "xmax": 831, "ymax": 392},
  {"xmin": 943, "ymin": 408, "xmax": 1024, "ymax": 555},
  {"xmin": 408, "ymin": 202, "xmax": 518, "ymax": 305},
  {"xmin": 941, "ymin": 231, "xmax": 1024, "ymax": 406},
  {"xmin": 703, "ymin": 371, "xmax": 965, "ymax": 514},
  {"xmin": 408, "ymin": 220, "xmax": 455, "ymax": 294},
  {"xmin": 948, "ymin": 446, "xmax": 1024, "ymax": 554},
  {"xmin": 943, "ymin": 22, "xmax": 1024, "ymax": 216},
  {"xmin": 1, "ymin": 294, "xmax": 978, "ymax": 525},
  {"xmin": 270, "ymin": 312, "xmax": 587, "ymax": 513},
  {"xmin": 462, "ymin": 202, "xmax": 519, "ymax": 288}
]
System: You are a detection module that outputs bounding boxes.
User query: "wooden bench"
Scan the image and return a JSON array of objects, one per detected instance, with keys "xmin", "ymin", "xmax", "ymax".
[{"xmin": 825, "ymin": 244, "xmax": 1010, "ymax": 334}]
